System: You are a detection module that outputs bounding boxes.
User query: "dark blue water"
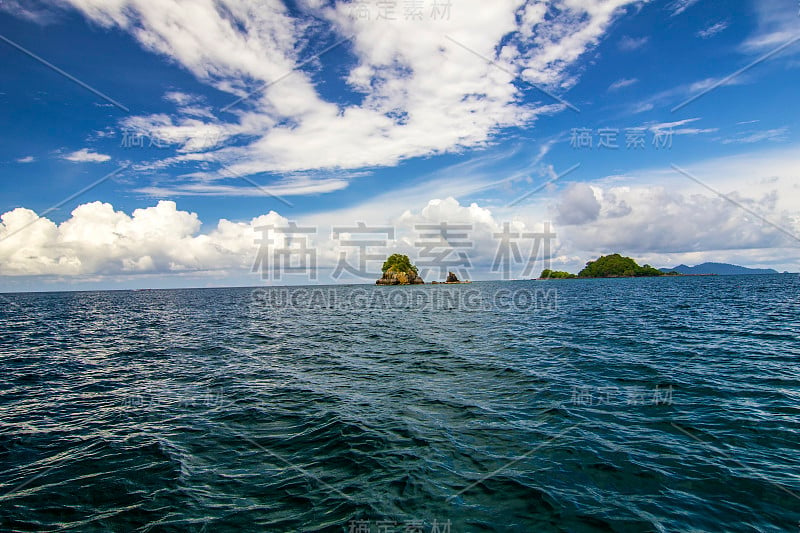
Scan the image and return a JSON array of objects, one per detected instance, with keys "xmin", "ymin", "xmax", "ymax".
[{"xmin": 1, "ymin": 276, "xmax": 798, "ymax": 532}]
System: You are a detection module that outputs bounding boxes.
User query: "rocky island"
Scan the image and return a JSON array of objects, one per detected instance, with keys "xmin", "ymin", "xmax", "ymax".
[
  {"xmin": 431, "ymin": 271, "xmax": 471, "ymax": 284},
  {"xmin": 376, "ymin": 254, "xmax": 425, "ymax": 285}
]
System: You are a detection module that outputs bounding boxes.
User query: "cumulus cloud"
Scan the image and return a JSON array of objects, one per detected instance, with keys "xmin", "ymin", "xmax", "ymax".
[
  {"xmin": 62, "ymin": 148, "xmax": 111, "ymax": 163},
  {"xmin": 0, "ymin": 201, "xmax": 289, "ymax": 276},
  {"xmin": 396, "ymin": 198, "xmax": 510, "ymax": 265},
  {"xmin": 1, "ymin": 179, "xmax": 798, "ymax": 282},
  {"xmin": 0, "ymin": 197, "xmax": 558, "ymax": 282},
  {"xmin": 556, "ymin": 183, "xmax": 601, "ymax": 225},
  {"xmin": 330, "ymin": 196, "xmax": 558, "ymax": 280},
  {"xmin": 552, "ymin": 183, "xmax": 800, "ymax": 253},
  {"xmin": 16, "ymin": 156, "xmax": 35, "ymax": 163},
  {"xmin": 50, "ymin": 0, "xmax": 638, "ymax": 194}
]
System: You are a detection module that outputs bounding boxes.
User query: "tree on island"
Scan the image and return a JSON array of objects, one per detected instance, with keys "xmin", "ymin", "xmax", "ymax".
[
  {"xmin": 539, "ymin": 269, "xmax": 577, "ymax": 279},
  {"xmin": 578, "ymin": 254, "xmax": 664, "ymax": 277},
  {"xmin": 539, "ymin": 254, "xmax": 667, "ymax": 279},
  {"xmin": 381, "ymin": 253, "xmax": 418, "ymax": 275}
]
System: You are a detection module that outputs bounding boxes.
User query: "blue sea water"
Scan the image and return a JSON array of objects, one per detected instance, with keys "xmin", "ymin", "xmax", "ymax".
[{"xmin": 0, "ymin": 275, "xmax": 798, "ymax": 532}]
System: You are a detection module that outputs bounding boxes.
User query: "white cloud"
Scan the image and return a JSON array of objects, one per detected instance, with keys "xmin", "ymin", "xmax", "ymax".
[
  {"xmin": 0, "ymin": 196, "xmax": 544, "ymax": 282},
  {"xmin": 618, "ymin": 35, "xmax": 648, "ymax": 51},
  {"xmin": 643, "ymin": 117, "xmax": 717, "ymax": 135},
  {"xmin": 552, "ymin": 183, "xmax": 799, "ymax": 254},
  {"xmin": 16, "ymin": 156, "xmax": 35, "ymax": 163},
  {"xmin": 517, "ymin": 0, "xmax": 640, "ymax": 86},
  {"xmin": 163, "ymin": 91, "xmax": 198, "ymax": 106},
  {"xmin": 161, "ymin": 91, "xmax": 216, "ymax": 119},
  {"xmin": 697, "ymin": 21, "xmax": 729, "ymax": 39},
  {"xmin": 631, "ymin": 101, "xmax": 654, "ymax": 113},
  {"xmin": 645, "ymin": 118, "xmax": 700, "ymax": 130},
  {"xmin": 628, "ymin": 75, "xmax": 748, "ymax": 115},
  {"xmin": 555, "ymin": 183, "xmax": 600, "ymax": 225},
  {"xmin": 553, "ymin": 145, "xmax": 800, "ymax": 258},
  {"xmin": 62, "ymin": 148, "xmax": 111, "ymax": 163},
  {"xmin": 0, "ymin": 200, "xmax": 289, "ymax": 276},
  {"xmin": 668, "ymin": 0, "xmax": 700, "ymax": 17},
  {"xmin": 393, "ymin": 197, "xmax": 526, "ymax": 278},
  {"xmin": 0, "ymin": 0, "xmax": 59, "ymax": 24},
  {"xmin": 673, "ymin": 127, "xmax": 718, "ymax": 135},
  {"xmin": 741, "ymin": 0, "xmax": 800, "ymax": 52},
  {"xmin": 306, "ymin": 146, "xmax": 800, "ymax": 274},
  {"xmin": 608, "ymin": 77, "xmax": 638, "ymax": 91},
  {"xmin": 54, "ymin": 0, "xmax": 639, "ymax": 193},
  {"xmin": 136, "ymin": 175, "xmax": 351, "ymax": 198},
  {"xmin": 121, "ymin": 114, "xmax": 228, "ymax": 153},
  {"xmin": 720, "ymin": 127, "xmax": 789, "ymax": 144}
]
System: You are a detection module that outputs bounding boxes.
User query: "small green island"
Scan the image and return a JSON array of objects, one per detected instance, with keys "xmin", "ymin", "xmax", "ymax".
[
  {"xmin": 377, "ymin": 254, "xmax": 424, "ymax": 285},
  {"xmin": 539, "ymin": 253, "xmax": 682, "ymax": 279}
]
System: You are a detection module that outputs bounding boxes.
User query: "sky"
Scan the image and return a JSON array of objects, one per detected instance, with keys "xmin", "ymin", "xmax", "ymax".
[{"xmin": 0, "ymin": 0, "xmax": 799, "ymax": 291}]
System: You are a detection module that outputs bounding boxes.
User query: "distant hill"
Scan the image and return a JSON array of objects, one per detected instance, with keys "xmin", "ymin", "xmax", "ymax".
[{"xmin": 659, "ymin": 262, "xmax": 780, "ymax": 275}]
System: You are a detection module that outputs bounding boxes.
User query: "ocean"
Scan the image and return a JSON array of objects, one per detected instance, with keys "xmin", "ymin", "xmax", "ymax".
[{"xmin": 1, "ymin": 275, "xmax": 798, "ymax": 531}]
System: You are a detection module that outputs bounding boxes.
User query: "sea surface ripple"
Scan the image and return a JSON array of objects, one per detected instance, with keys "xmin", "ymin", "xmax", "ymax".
[{"xmin": 1, "ymin": 275, "xmax": 799, "ymax": 531}]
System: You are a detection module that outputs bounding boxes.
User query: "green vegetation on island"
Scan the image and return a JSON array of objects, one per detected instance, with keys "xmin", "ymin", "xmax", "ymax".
[
  {"xmin": 382, "ymin": 253, "xmax": 418, "ymax": 275},
  {"xmin": 539, "ymin": 269, "xmax": 577, "ymax": 279},
  {"xmin": 579, "ymin": 254, "xmax": 663, "ymax": 277},
  {"xmin": 539, "ymin": 253, "xmax": 673, "ymax": 279}
]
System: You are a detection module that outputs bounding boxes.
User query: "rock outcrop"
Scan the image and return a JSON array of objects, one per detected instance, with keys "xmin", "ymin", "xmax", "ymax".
[
  {"xmin": 376, "ymin": 267, "xmax": 425, "ymax": 285},
  {"xmin": 446, "ymin": 271, "xmax": 459, "ymax": 283}
]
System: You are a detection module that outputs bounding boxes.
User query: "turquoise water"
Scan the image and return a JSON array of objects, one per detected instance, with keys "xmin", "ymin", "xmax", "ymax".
[{"xmin": 1, "ymin": 275, "xmax": 798, "ymax": 531}]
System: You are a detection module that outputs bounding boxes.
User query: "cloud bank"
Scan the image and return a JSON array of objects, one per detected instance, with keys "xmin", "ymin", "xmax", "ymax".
[{"xmin": 2, "ymin": 177, "xmax": 797, "ymax": 281}]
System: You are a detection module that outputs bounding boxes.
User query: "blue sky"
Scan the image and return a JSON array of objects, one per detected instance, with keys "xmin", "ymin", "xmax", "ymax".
[{"xmin": 1, "ymin": 0, "xmax": 799, "ymax": 291}]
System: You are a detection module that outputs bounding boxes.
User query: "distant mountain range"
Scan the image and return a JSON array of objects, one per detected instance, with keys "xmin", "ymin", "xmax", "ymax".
[{"xmin": 658, "ymin": 262, "xmax": 783, "ymax": 275}]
